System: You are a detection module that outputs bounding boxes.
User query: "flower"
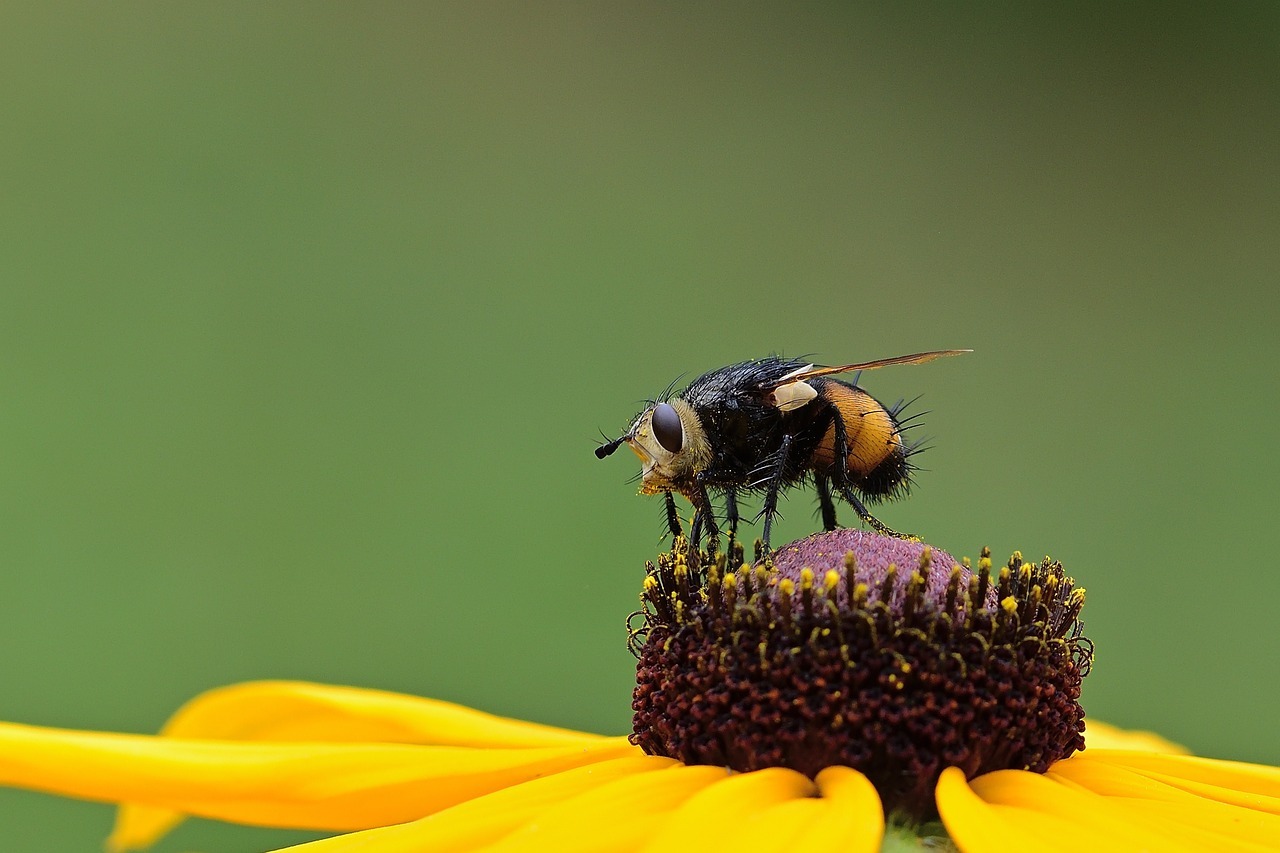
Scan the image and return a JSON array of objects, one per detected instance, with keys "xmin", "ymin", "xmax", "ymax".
[
  {"xmin": 0, "ymin": 532, "xmax": 1276, "ymax": 852},
  {"xmin": 631, "ymin": 531, "xmax": 1090, "ymax": 819}
]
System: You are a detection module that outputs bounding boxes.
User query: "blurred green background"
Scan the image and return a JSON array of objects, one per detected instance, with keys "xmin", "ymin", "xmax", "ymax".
[{"xmin": 1, "ymin": 3, "xmax": 1277, "ymax": 850}]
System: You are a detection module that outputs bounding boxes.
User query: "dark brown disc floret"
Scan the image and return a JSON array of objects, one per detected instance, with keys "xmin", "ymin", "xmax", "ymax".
[{"xmin": 629, "ymin": 530, "xmax": 1093, "ymax": 820}]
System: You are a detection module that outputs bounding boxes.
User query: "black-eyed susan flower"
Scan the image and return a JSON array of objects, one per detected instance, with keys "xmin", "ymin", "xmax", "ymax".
[{"xmin": 0, "ymin": 530, "xmax": 1276, "ymax": 852}]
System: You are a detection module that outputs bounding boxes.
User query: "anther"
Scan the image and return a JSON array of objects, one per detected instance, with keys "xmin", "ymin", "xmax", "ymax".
[
  {"xmin": 823, "ymin": 570, "xmax": 840, "ymax": 604},
  {"xmin": 880, "ymin": 563, "xmax": 898, "ymax": 604}
]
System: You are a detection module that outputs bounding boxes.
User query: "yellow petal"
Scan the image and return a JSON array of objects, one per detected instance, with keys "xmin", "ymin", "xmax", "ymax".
[
  {"xmin": 968, "ymin": 768, "xmax": 1221, "ymax": 853},
  {"xmin": 270, "ymin": 756, "xmax": 677, "ymax": 852},
  {"xmin": 111, "ymin": 681, "xmax": 611, "ymax": 850},
  {"xmin": 1050, "ymin": 759, "xmax": 1280, "ymax": 850},
  {"xmin": 1061, "ymin": 751, "xmax": 1280, "ymax": 820},
  {"xmin": 1088, "ymin": 798, "xmax": 1280, "ymax": 852},
  {"xmin": 143, "ymin": 681, "xmax": 609, "ymax": 747},
  {"xmin": 1082, "ymin": 719, "xmax": 1189, "ymax": 754},
  {"xmin": 935, "ymin": 767, "xmax": 1055, "ymax": 853},
  {"xmin": 0, "ymin": 720, "xmax": 635, "ymax": 836},
  {"xmin": 109, "ymin": 804, "xmax": 184, "ymax": 852},
  {"xmin": 1047, "ymin": 757, "xmax": 1198, "ymax": 803},
  {"xmin": 1080, "ymin": 750, "xmax": 1280, "ymax": 804},
  {"xmin": 480, "ymin": 764, "xmax": 731, "ymax": 852},
  {"xmin": 717, "ymin": 798, "xmax": 827, "ymax": 853},
  {"xmin": 973, "ymin": 804, "xmax": 1099, "ymax": 853},
  {"xmin": 800, "ymin": 766, "xmax": 884, "ymax": 853},
  {"xmin": 638, "ymin": 767, "xmax": 815, "ymax": 853},
  {"xmin": 1134, "ymin": 768, "xmax": 1280, "ymax": 816}
]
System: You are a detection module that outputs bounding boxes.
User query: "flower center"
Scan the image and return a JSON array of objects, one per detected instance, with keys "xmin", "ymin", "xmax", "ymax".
[{"xmin": 629, "ymin": 530, "xmax": 1093, "ymax": 820}]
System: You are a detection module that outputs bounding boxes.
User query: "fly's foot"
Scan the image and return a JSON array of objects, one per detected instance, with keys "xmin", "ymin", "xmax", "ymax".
[{"xmin": 858, "ymin": 511, "xmax": 921, "ymax": 543}]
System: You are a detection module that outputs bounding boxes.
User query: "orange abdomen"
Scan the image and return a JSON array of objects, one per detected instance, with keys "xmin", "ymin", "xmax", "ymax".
[{"xmin": 811, "ymin": 383, "xmax": 901, "ymax": 477}]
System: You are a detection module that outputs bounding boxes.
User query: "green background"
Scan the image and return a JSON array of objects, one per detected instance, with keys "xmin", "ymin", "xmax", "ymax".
[{"xmin": 2, "ymin": 3, "xmax": 1277, "ymax": 850}]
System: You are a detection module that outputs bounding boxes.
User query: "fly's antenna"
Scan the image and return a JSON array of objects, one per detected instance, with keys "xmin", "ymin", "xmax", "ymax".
[{"xmin": 595, "ymin": 436, "xmax": 626, "ymax": 459}]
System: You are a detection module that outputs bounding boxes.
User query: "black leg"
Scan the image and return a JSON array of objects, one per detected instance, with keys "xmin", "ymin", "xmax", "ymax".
[
  {"xmin": 689, "ymin": 509, "xmax": 704, "ymax": 550},
  {"xmin": 663, "ymin": 491, "xmax": 683, "ymax": 540},
  {"xmin": 827, "ymin": 404, "xmax": 854, "ymax": 485},
  {"xmin": 687, "ymin": 478, "xmax": 721, "ymax": 557},
  {"xmin": 723, "ymin": 486, "xmax": 740, "ymax": 556},
  {"xmin": 815, "ymin": 474, "xmax": 838, "ymax": 531},
  {"xmin": 828, "ymin": 404, "xmax": 918, "ymax": 541},
  {"xmin": 758, "ymin": 434, "xmax": 793, "ymax": 550},
  {"xmin": 832, "ymin": 479, "xmax": 919, "ymax": 541}
]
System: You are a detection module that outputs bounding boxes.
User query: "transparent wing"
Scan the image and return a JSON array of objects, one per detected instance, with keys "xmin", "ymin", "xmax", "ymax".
[{"xmin": 766, "ymin": 349, "xmax": 970, "ymax": 388}]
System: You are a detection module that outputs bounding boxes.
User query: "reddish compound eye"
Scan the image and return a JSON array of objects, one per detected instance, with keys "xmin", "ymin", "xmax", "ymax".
[{"xmin": 652, "ymin": 403, "xmax": 684, "ymax": 453}]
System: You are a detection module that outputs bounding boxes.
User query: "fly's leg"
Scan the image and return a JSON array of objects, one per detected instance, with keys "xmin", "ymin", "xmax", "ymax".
[
  {"xmin": 757, "ymin": 434, "xmax": 793, "ymax": 551},
  {"xmin": 687, "ymin": 477, "xmax": 721, "ymax": 558},
  {"xmin": 663, "ymin": 490, "xmax": 683, "ymax": 540},
  {"xmin": 833, "ymin": 480, "xmax": 918, "ymax": 541},
  {"xmin": 819, "ymin": 404, "xmax": 849, "ymax": 531},
  {"xmin": 723, "ymin": 486, "xmax": 740, "ymax": 558},
  {"xmin": 828, "ymin": 405, "xmax": 920, "ymax": 542},
  {"xmin": 815, "ymin": 474, "xmax": 839, "ymax": 531}
]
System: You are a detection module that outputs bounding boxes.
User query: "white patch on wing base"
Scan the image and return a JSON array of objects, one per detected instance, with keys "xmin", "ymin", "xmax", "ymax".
[{"xmin": 769, "ymin": 380, "xmax": 818, "ymax": 412}]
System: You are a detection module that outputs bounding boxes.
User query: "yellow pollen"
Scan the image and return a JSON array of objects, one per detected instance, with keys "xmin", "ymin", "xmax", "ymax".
[
  {"xmin": 918, "ymin": 546, "xmax": 932, "ymax": 570},
  {"xmin": 978, "ymin": 556, "xmax": 991, "ymax": 572},
  {"xmin": 1071, "ymin": 588, "xmax": 1087, "ymax": 605},
  {"xmin": 778, "ymin": 578, "xmax": 796, "ymax": 596},
  {"xmin": 824, "ymin": 570, "xmax": 840, "ymax": 591},
  {"xmin": 722, "ymin": 574, "xmax": 737, "ymax": 590},
  {"xmin": 643, "ymin": 576, "xmax": 658, "ymax": 592},
  {"xmin": 1001, "ymin": 596, "xmax": 1018, "ymax": 614},
  {"xmin": 800, "ymin": 567, "xmax": 815, "ymax": 589},
  {"xmin": 962, "ymin": 556, "xmax": 971, "ymax": 568}
]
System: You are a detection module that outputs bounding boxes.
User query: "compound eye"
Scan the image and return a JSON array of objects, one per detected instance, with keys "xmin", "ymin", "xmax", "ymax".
[{"xmin": 651, "ymin": 402, "xmax": 684, "ymax": 453}]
